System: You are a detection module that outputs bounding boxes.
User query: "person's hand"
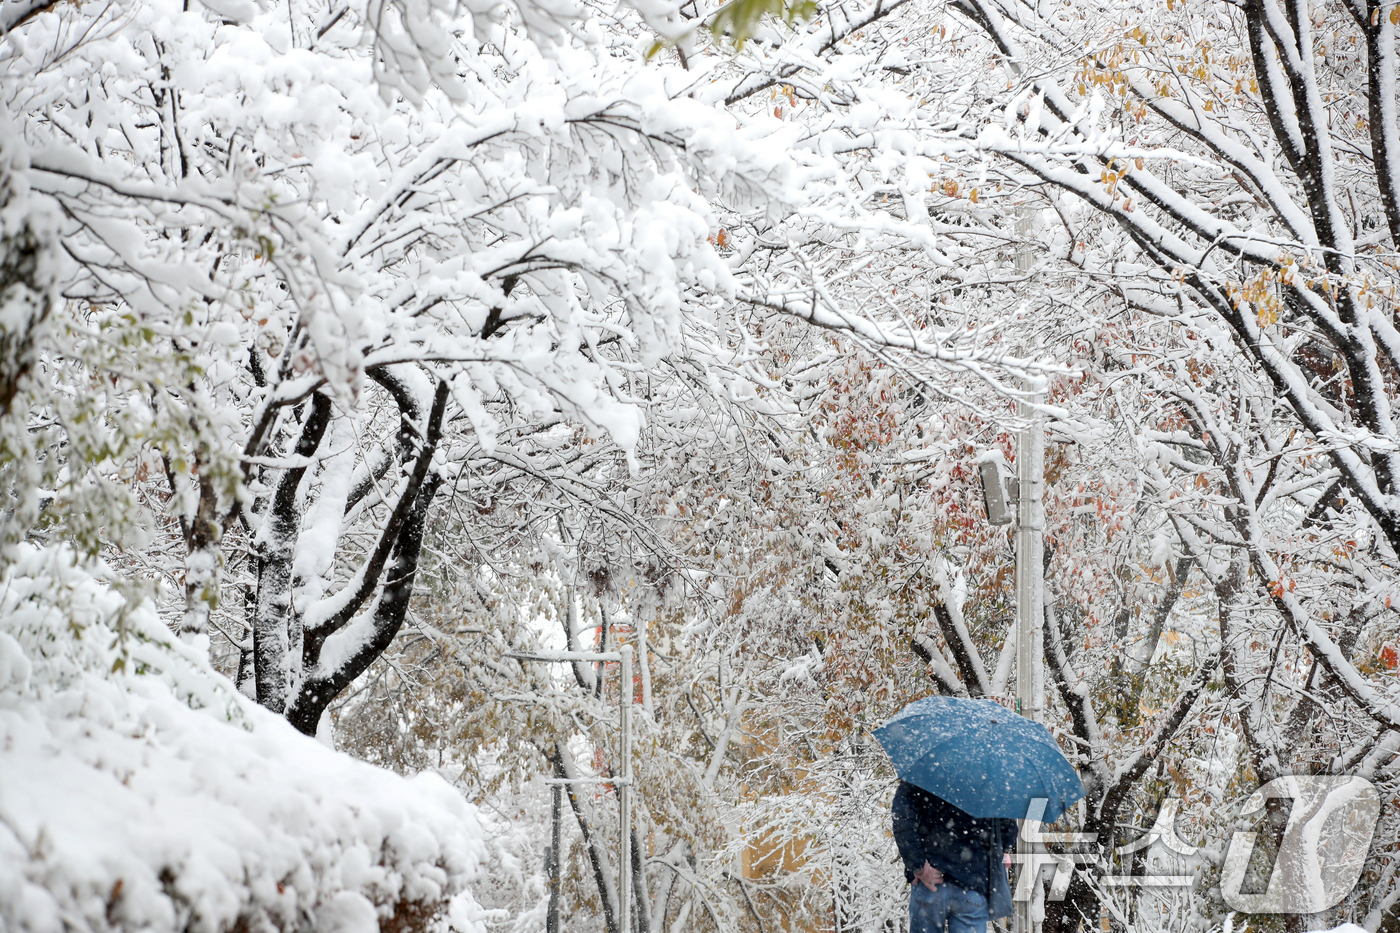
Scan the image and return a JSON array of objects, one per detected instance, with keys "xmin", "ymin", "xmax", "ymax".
[{"xmin": 914, "ymin": 861, "xmax": 944, "ymax": 892}]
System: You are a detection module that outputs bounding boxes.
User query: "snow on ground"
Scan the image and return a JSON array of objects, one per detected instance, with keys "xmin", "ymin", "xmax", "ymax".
[{"xmin": 0, "ymin": 546, "xmax": 489, "ymax": 933}]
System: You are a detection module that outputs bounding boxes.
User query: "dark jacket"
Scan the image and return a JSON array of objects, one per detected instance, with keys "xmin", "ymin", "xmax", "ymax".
[{"xmin": 891, "ymin": 782, "xmax": 1017, "ymax": 917}]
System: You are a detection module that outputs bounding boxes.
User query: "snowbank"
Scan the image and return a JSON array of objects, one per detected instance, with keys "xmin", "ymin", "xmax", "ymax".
[{"xmin": 0, "ymin": 547, "xmax": 488, "ymax": 933}]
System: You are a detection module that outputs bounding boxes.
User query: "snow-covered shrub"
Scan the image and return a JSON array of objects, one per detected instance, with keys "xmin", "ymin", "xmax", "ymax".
[{"xmin": 0, "ymin": 546, "xmax": 489, "ymax": 933}]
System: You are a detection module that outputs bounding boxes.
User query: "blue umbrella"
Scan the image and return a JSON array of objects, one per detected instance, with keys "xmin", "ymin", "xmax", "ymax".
[{"xmin": 873, "ymin": 696, "xmax": 1085, "ymax": 824}]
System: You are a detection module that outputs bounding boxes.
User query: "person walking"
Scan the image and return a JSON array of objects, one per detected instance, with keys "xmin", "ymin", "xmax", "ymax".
[
  {"xmin": 892, "ymin": 780, "xmax": 1017, "ymax": 933},
  {"xmin": 876, "ymin": 698, "xmax": 1083, "ymax": 932}
]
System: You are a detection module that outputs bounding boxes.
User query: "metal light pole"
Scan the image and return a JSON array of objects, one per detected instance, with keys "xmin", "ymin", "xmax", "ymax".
[
  {"xmin": 511, "ymin": 647, "xmax": 635, "ymax": 933},
  {"xmin": 995, "ymin": 205, "xmax": 1045, "ymax": 933},
  {"xmin": 1013, "ymin": 204, "xmax": 1045, "ymax": 728},
  {"xmin": 1013, "ymin": 378, "xmax": 1046, "ymax": 933},
  {"xmin": 1015, "ymin": 381, "xmax": 1045, "ymax": 725},
  {"xmin": 619, "ymin": 646, "xmax": 633, "ymax": 933}
]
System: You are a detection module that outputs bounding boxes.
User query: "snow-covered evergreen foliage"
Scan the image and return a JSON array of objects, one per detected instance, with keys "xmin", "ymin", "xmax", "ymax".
[{"xmin": 0, "ymin": 546, "xmax": 489, "ymax": 933}]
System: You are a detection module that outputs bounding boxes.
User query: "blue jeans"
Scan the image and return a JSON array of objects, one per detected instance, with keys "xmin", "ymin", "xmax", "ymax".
[{"xmin": 909, "ymin": 881, "xmax": 989, "ymax": 933}]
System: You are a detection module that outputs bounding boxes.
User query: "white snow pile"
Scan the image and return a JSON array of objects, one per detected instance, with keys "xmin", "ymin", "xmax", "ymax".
[{"xmin": 0, "ymin": 546, "xmax": 489, "ymax": 933}]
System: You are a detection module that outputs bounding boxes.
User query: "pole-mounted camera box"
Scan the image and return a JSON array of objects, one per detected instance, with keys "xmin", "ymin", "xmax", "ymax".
[{"xmin": 977, "ymin": 452, "xmax": 1014, "ymax": 526}]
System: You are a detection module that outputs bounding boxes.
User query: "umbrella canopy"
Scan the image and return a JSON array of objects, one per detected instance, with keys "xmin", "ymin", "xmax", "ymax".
[{"xmin": 874, "ymin": 696, "xmax": 1085, "ymax": 824}]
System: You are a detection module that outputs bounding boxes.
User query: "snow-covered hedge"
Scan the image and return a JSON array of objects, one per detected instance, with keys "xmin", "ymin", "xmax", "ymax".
[{"xmin": 0, "ymin": 547, "xmax": 488, "ymax": 933}]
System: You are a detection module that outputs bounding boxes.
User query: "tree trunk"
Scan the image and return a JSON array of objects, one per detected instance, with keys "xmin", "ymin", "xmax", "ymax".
[
  {"xmin": 547, "ymin": 780, "xmax": 563, "ymax": 933},
  {"xmin": 252, "ymin": 392, "xmax": 332, "ymax": 713}
]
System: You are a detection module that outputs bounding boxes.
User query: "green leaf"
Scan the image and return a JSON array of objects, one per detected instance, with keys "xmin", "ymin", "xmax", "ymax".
[{"xmin": 707, "ymin": 0, "xmax": 817, "ymax": 48}]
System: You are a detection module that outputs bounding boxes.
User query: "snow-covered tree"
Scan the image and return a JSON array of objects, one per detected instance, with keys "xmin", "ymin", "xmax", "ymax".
[{"xmin": 15, "ymin": 0, "xmax": 1400, "ymax": 929}]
